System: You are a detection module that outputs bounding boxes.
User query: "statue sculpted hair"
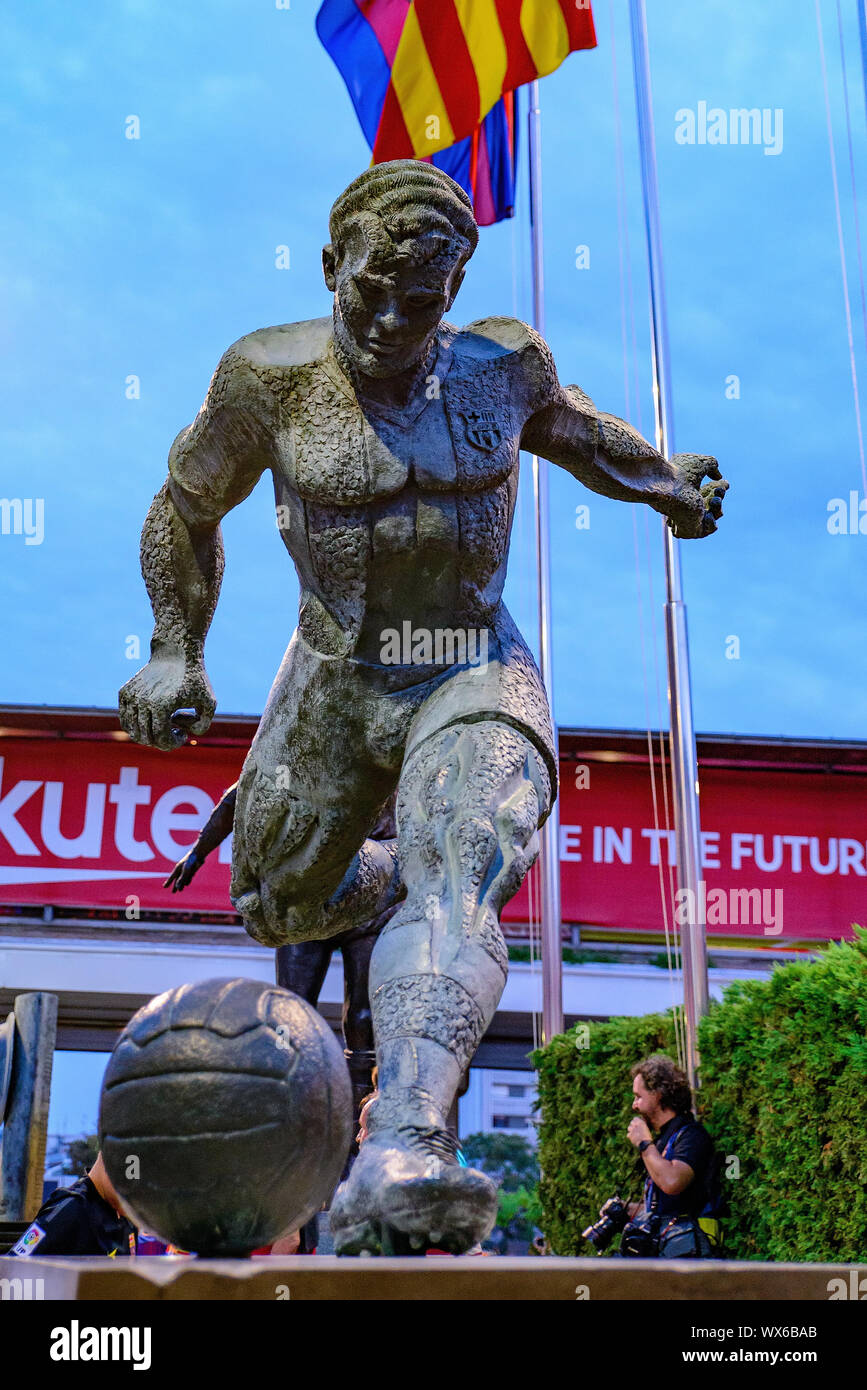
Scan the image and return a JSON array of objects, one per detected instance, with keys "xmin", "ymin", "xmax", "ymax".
[{"xmin": 329, "ymin": 159, "xmax": 479, "ymax": 270}]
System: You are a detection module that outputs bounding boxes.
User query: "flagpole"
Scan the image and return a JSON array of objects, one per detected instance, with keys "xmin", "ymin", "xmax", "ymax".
[
  {"xmin": 527, "ymin": 78, "xmax": 564, "ymax": 1044},
  {"xmin": 858, "ymin": 0, "xmax": 867, "ymax": 109},
  {"xmin": 628, "ymin": 0, "xmax": 708, "ymax": 1088}
]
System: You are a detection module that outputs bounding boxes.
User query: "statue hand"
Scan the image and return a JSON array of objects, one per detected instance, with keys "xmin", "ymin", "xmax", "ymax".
[
  {"xmin": 163, "ymin": 850, "xmax": 202, "ymax": 892},
  {"xmin": 119, "ymin": 652, "xmax": 216, "ymax": 750},
  {"xmin": 667, "ymin": 454, "xmax": 729, "ymax": 539}
]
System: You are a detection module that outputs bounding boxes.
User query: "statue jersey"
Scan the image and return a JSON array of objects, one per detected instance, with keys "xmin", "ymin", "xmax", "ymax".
[
  {"xmin": 166, "ymin": 315, "xmax": 587, "ymax": 673},
  {"xmin": 164, "ymin": 315, "xmax": 583, "ymax": 790}
]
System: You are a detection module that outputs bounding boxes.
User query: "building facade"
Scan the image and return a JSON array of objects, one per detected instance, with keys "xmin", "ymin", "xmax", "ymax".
[{"xmin": 2, "ymin": 705, "xmax": 865, "ymax": 1140}]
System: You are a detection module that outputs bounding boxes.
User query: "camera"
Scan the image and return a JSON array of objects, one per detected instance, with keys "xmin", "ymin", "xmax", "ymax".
[
  {"xmin": 583, "ymin": 1197, "xmax": 662, "ymax": 1256},
  {"xmin": 582, "ymin": 1195, "xmax": 630, "ymax": 1252},
  {"xmin": 619, "ymin": 1216, "xmax": 659, "ymax": 1257}
]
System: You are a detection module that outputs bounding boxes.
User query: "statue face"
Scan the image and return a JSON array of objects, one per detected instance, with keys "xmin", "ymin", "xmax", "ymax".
[{"xmin": 326, "ymin": 223, "xmax": 465, "ymax": 379}]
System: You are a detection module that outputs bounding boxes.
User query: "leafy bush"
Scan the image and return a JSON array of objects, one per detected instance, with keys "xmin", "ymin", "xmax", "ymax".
[
  {"xmin": 507, "ymin": 945, "xmax": 620, "ymax": 965},
  {"xmin": 495, "ymin": 1184, "xmax": 542, "ymax": 1241},
  {"xmin": 461, "ymin": 1133, "xmax": 542, "ymax": 1245},
  {"xmin": 698, "ymin": 931, "xmax": 867, "ymax": 1261},
  {"xmin": 533, "ymin": 930, "xmax": 867, "ymax": 1261},
  {"xmin": 533, "ymin": 1013, "xmax": 677, "ymax": 1255}
]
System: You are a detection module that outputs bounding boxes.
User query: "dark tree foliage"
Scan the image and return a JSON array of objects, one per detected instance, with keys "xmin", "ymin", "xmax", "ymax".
[
  {"xmin": 461, "ymin": 1132, "xmax": 540, "ymax": 1192},
  {"xmin": 62, "ymin": 1133, "xmax": 100, "ymax": 1177}
]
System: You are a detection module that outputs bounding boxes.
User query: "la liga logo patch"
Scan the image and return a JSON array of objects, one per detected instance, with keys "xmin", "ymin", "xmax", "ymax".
[{"xmin": 10, "ymin": 1222, "xmax": 46, "ymax": 1255}]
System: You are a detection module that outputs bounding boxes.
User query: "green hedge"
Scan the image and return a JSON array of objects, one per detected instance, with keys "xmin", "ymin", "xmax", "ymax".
[{"xmin": 533, "ymin": 930, "xmax": 867, "ymax": 1261}]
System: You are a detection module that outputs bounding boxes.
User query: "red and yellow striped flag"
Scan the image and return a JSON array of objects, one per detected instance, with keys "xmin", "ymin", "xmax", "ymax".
[{"xmin": 373, "ymin": 0, "xmax": 597, "ymax": 162}]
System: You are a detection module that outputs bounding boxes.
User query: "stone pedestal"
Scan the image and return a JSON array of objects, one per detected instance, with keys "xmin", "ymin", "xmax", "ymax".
[{"xmin": 1, "ymin": 1254, "xmax": 859, "ymax": 1301}]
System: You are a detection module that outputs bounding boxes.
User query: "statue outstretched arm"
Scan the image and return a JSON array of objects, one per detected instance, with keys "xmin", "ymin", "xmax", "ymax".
[
  {"xmin": 520, "ymin": 349, "xmax": 728, "ymax": 540},
  {"xmin": 164, "ymin": 782, "xmax": 238, "ymax": 891},
  {"xmin": 119, "ymin": 346, "xmax": 273, "ymax": 750}
]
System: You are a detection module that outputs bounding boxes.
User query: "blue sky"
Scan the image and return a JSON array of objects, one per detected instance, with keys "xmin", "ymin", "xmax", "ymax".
[
  {"xmin": 46, "ymin": 1050, "xmax": 109, "ymax": 1139},
  {"xmin": 2, "ymin": 0, "xmax": 866, "ymax": 742}
]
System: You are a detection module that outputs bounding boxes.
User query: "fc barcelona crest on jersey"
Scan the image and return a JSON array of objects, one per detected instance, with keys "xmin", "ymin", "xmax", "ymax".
[
  {"xmin": 442, "ymin": 361, "xmax": 516, "ymax": 487},
  {"xmin": 460, "ymin": 409, "xmax": 502, "ymax": 452}
]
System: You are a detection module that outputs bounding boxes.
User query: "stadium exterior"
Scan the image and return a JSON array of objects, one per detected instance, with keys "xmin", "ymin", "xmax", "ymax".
[{"xmin": 2, "ymin": 705, "xmax": 865, "ymax": 1076}]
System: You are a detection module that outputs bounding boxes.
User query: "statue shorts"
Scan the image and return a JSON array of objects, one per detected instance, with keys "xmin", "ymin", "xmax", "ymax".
[{"xmin": 230, "ymin": 601, "xmax": 556, "ymax": 950}]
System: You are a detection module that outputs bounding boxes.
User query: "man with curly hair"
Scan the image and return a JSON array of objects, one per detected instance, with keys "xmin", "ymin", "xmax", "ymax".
[{"xmin": 625, "ymin": 1054, "xmax": 721, "ymax": 1257}]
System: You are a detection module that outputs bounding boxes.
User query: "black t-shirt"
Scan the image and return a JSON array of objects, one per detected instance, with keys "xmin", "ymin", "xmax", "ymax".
[
  {"xmin": 644, "ymin": 1114, "xmax": 714, "ymax": 1219},
  {"xmin": 9, "ymin": 1175, "xmax": 137, "ymax": 1257}
]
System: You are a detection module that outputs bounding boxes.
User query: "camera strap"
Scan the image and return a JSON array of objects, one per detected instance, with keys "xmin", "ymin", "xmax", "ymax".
[{"xmin": 644, "ymin": 1121, "xmax": 687, "ymax": 1213}]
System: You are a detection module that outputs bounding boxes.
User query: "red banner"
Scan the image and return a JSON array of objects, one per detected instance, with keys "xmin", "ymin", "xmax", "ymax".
[
  {"xmin": 0, "ymin": 740, "xmax": 239, "ymax": 915},
  {"xmin": 0, "ymin": 737, "xmax": 865, "ymax": 940},
  {"xmin": 508, "ymin": 762, "xmax": 867, "ymax": 940}
]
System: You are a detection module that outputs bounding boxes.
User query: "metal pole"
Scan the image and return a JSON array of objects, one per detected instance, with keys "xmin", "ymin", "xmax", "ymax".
[
  {"xmin": 628, "ymin": 0, "xmax": 708, "ymax": 1087},
  {"xmin": 527, "ymin": 79, "xmax": 564, "ymax": 1044},
  {"xmin": 858, "ymin": 0, "xmax": 867, "ymax": 109}
]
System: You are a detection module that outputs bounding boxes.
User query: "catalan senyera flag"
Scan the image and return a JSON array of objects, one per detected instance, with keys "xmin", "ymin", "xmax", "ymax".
[{"xmin": 316, "ymin": 0, "xmax": 597, "ymax": 226}]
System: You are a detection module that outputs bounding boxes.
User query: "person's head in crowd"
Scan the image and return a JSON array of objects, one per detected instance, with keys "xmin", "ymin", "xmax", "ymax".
[
  {"xmin": 87, "ymin": 1151, "xmax": 126, "ymax": 1215},
  {"xmin": 630, "ymin": 1054, "xmax": 693, "ymax": 1130},
  {"xmin": 269, "ymin": 1228, "xmax": 302, "ymax": 1255},
  {"xmin": 356, "ymin": 1089, "xmax": 378, "ymax": 1148}
]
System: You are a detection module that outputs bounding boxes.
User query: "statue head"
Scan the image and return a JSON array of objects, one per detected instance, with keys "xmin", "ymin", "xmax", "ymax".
[{"xmin": 323, "ymin": 160, "xmax": 479, "ymax": 379}]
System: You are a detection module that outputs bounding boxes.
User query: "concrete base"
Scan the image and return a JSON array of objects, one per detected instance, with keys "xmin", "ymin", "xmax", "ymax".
[{"xmin": 3, "ymin": 1254, "xmax": 861, "ymax": 1300}]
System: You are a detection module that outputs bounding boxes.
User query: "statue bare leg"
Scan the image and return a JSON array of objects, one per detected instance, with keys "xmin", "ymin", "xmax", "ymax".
[
  {"xmin": 330, "ymin": 718, "xmax": 551, "ymax": 1255},
  {"xmin": 228, "ymin": 638, "xmax": 406, "ymax": 948}
]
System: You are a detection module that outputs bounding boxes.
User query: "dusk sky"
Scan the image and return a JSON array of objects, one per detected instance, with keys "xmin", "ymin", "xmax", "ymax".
[{"xmin": 2, "ymin": 0, "xmax": 866, "ymax": 746}]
